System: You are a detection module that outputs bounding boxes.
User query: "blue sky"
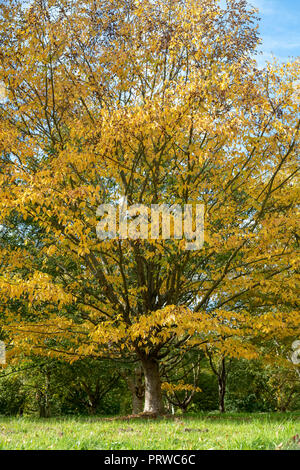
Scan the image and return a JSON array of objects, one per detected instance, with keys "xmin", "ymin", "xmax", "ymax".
[{"xmin": 249, "ymin": 0, "xmax": 300, "ymax": 65}]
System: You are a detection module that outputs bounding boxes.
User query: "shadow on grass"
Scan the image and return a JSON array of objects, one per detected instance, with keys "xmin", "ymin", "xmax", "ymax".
[{"xmin": 3, "ymin": 411, "xmax": 298, "ymax": 427}]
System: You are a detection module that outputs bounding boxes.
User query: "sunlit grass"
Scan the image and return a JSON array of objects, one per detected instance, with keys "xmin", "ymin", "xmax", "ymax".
[{"xmin": 0, "ymin": 412, "xmax": 299, "ymax": 450}]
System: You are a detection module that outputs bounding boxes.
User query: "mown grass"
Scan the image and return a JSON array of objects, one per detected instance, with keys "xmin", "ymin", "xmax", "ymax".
[{"xmin": 0, "ymin": 412, "xmax": 299, "ymax": 450}]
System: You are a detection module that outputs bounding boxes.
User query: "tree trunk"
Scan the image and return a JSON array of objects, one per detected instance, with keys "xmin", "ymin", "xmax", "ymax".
[
  {"xmin": 142, "ymin": 358, "xmax": 164, "ymax": 414},
  {"xmin": 131, "ymin": 366, "xmax": 144, "ymax": 414},
  {"xmin": 218, "ymin": 380, "xmax": 226, "ymax": 413},
  {"xmin": 38, "ymin": 370, "xmax": 51, "ymax": 418},
  {"xmin": 132, "ymin": 391, "xmax": 144, "ymax": 414},
  {"xmin": 128, "ymin": 376, "xmax": 144, "ymax": 414},
  {"xmin": 38, "ymin": 392, "xmax": 51, "ymax": 418},
  {"xmin": 120, "ymin": 367, "xmax": 145, "ymax": 414},
  {"xmin": 87, "ymin": 401, "xmax": 98, "ymax": 415},
  {"xmin": 218, "ymin": 358, "xmax": 226, "ymax": 413}
]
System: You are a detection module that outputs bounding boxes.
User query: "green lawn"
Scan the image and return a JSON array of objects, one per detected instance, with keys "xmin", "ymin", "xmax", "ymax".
[{"xmin": 0, "ymin": 412, "xmax": 299, "ymax": 450}]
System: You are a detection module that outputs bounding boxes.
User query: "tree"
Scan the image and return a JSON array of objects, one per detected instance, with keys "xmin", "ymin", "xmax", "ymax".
[
  {"xmin": 206, "ymin": 347, "xmax": 232, "ymax": 413},
  {"xmin": 120, "ymin": 366, "xmax": 145, "ymax": 414},
  {"xmin": 0, "ymin": 0, "xmax": 299, "ymax": 414},
  {"xmin": 57, "ymin": 359, "xmax": 121, "ymax": 415},
  {"xmin": 162, "ymin": 350, "xmax": 203, "ymax": 413}
]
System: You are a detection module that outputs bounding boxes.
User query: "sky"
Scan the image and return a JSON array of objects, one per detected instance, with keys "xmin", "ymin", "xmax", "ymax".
[{"xmin": 249, "ymin": 0, "xmax": 300, "ymax": 65}]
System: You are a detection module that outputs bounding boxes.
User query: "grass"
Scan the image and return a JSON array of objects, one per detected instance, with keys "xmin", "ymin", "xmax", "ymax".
[{"xmin": 0, "ymin": 412, "xmax": 299, "ymax": 450}]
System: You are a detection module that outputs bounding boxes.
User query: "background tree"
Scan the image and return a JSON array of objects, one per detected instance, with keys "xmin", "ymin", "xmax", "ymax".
[
  {"xmin": 161, "ymin": 350, "xmax": 203, "ymax": 413},
  {"xmin": 206, "ymin": 348, "xmax": 232, "ymax": 413},
  {"xmin": 119, "ymin": 365, "xmax": 145, "ymax": 415}
]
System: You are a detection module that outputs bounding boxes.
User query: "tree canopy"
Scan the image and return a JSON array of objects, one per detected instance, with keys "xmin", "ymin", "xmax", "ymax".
[{"xmin": 0, "ymin": 0, "xmax": 299, "ymax": 413}]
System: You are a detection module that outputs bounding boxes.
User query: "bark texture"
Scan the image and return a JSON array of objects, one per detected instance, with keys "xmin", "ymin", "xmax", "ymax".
[{"xmin": 142, "ymin": 358, "xmax": 164, "ymax": 414}]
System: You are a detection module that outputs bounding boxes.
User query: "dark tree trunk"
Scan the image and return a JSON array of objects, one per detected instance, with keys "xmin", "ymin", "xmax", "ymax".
[
  {"xmin": 132, "ymin": 390, "xmax": 144, "ymax": 414},
  {"xmin": 83, "ymin": 383, "xmax": 100, "ymax": 415},
  {"xmin": 87, "ymin": 401, "xmax": 98, "ymax": 415},
  {"xmin": 207, "ymin": 351, "xmax": 230, "ymax": 414},
  {"xmin": 131, "ymin": 366, "xmax": 144, "ymax": 414},
  {"xmin": 218, "ymin": 358, "xmax": 226, "ymax": 413},
  {"xmin": 141, "ymin": 358, "xmax": 164, "ymax": 414},
  {"xmin": 120, "ymin": 367, "xmax": 145, "ymax": 414},
  {"xmin": 38, "ymin": 392, "xmax": 51, "ymax": 418},
  {"xmin": 218, "ymin": 380, "xmax": 226, "ymax": 413},
  {"xmin": 38, "ymin": 370, "xmax": 51, "ymax": 418}
]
